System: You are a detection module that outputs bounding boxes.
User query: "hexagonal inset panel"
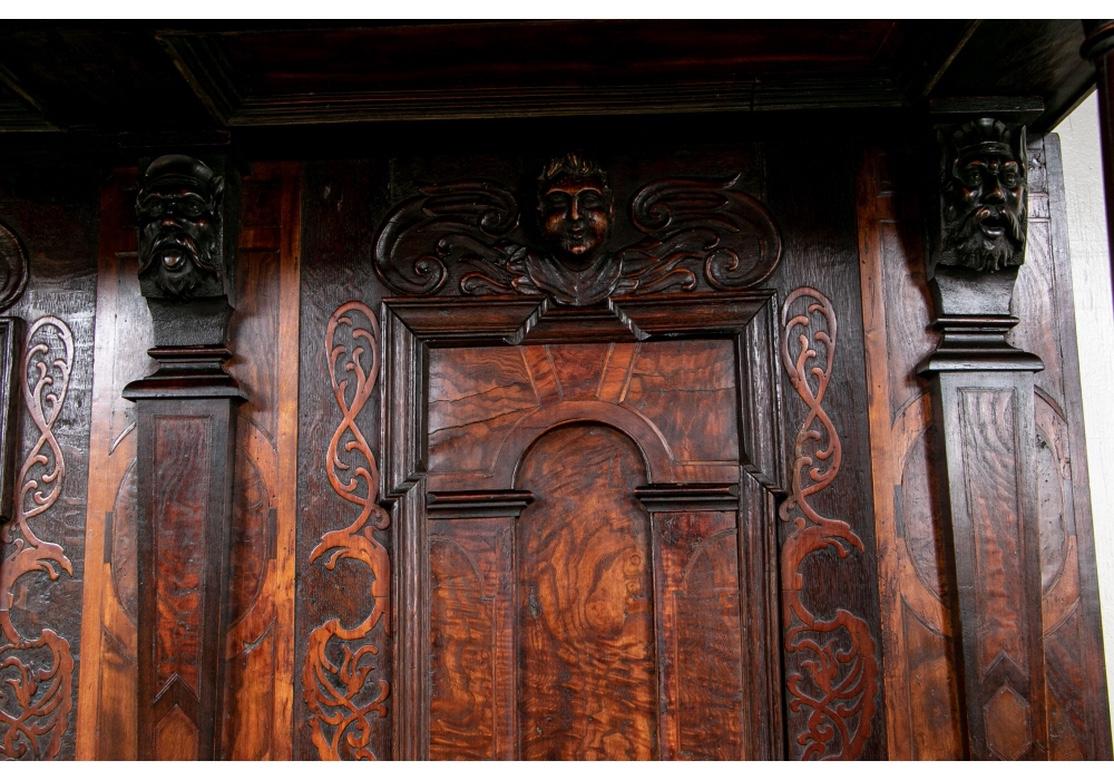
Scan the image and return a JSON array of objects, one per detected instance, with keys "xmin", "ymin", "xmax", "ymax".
[{"xmin": 984, "ymin": 685, "xmax": 1033, "ymax": 760}]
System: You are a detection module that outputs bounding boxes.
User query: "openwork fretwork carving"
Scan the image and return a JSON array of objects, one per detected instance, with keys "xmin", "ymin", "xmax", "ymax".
[
  {"xmin": 374, "ymin": 155, "xmax": 782, "ymax": 306},
  {"xmin": 303, "ymin": 301, "xmax": 390, "ymax": 760},
  {"xmin": 779, "ymin": 288, "xmax": 879, "ymax": 760},
  {"xmin": 0, "ymin": 316, "xmax": 75, "ymax": 760}
]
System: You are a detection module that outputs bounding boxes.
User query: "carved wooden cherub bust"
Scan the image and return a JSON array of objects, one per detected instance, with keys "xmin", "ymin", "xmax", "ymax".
[
  {"xmin": 136, "ymin": 154, "xmax": 226, "ymax": 300},
  {"xmin": 536, "ymin": 153, "xmax": 614, "ymax": 270},
  {"xmin": 374, "ymin": 153, "xmax": 782, "ymax": 307},
  {"xmin": 939, "ymin": 118, "xmax": 1027, "ymax": 274}
]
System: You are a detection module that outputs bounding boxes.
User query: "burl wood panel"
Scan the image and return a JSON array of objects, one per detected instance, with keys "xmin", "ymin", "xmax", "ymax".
[
  {"xmin": 75, "ymin": 163, "xmax": 302, "ymax": 759},
  {"xmin": 945, "ymin": 380, "xmax": 1046, "ymax": 760},
  {"xmin": 858, "ymin": 139, "xmax": 1111, "ymax": 759},
  {"xmin": 426, "ymin": 339, "xmax": 749, "ymax": 760},
  {"xmin": 653, "ymin": 510, "xmax": 744, "ymax": 760},
  {"xmin": 0, "ymin": 164, "xmax": 99, "ymax": 760},
  {"xmin": 427, "ymin": 340, "xmax": 739, "ymax": 489},
  {"xmin": 517, "ymin": 424, "xmax": 657, "ymax": 761},
  {"xmin": 429, "ymin": 516, "xmax": 515, "ymax": 759},
  {"xmin": 152, "ymin": 415, "xmax": 210, "ymax": 698}
]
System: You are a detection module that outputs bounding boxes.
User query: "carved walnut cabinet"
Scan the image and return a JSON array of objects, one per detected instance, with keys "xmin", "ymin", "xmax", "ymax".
[{"xmin": 0, "ymin": 20, "xmax": 1111, "ymax": 761}]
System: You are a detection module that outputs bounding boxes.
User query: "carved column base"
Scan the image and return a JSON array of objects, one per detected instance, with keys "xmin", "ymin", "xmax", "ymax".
[
  {"xmin": 124, "ymin": 351, "xmax": 244, "ymax": 760},
  {"xmin": 919, "ymin": 266, "xmax": 1048, "ymax": 760},
  {"xmin": 921, "ymin": 368, "xmax": 1048, "ymax": 760}
]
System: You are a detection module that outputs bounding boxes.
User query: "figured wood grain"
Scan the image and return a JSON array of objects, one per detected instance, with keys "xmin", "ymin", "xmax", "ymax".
[
  {"xmin": 151, "ymin": 415, "xmax": 210, "ymax": 696},
  {"xmin": 427, "ymin": 340, "xmax": 738, "ymax": 489},
  {"xmin": 428, "ymin": 516, "xmax": 515, "ymax": 760},
  {"xmin": 403, "ymin": 282, "xmax": 780, "ymax": 759},
  {"xmin": 942, "ymin": 378, "xmax": 1047, "ymax": 760},
  {"xmin": 516, "ymin": 424, "xmax": 657, "ymax": 760},
  {"xmin": 1011, "ymin": 135, "xmax": 1112, "ymax": 759},
  {"xmin": 75, "ymin": 168, "xmax": 149, "ymax": 759},
  {"xmin": 221, "ymin": 161, "xmax": 301, "ymax": 760},
  {"xmin": 652, "ymin": 510, "xmax": 744, "ymax": 760},
  {"xmin": 857, "ymin": 148, "xmax": 963, "ymax": 759},
  {"xmin": 155, "ymin": 706, "xmax": 199, "ymax": 761},
  {"xmin": 860, "ymin": 138, "xmax": 1111, "ymax": 760},
  {"xmin": 76, "ymin": 163, "xmax": 301, "ymax": 759}
]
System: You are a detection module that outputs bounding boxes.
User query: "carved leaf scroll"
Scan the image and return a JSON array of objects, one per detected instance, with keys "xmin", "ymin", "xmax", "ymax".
[
  {"xmin": 373, "ymin": 167, "xmax": 781, "ymax": 305},
  {"xmin": 0, "ymin": 317, "xmax": 75, "ymax": 760},
  {"xmin": 617, "ymin": 174, "xmax": 782, "ymax": 294},
  {"xmin": 302, "ymin": 301, "xmax": 390, "ymax": 760},
  {"xmin": 779, "ymin": 289, "xmax": 879, "ymax": 760},
  {"xmin": 374, "ymin": 181, "xmax": 521, "ymax": 295}
]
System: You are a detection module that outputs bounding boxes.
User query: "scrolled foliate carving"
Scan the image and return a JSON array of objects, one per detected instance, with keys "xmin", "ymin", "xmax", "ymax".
[
  {"xmin": 779, "ymin": 288, "xmax": 879, "ymax": 760},
  {"xmin": 936, "ymin": 118, "xmax": 1028, "ymax": 274},
  {"xmin": 0, "ymin": 316, "xmax": 75, "ymax": 760},
  {"xmin": 303, "ymin": 301, "xmax": 390, "ymax": 760},
  {"xmin": 374, "ymin": 154, "xmax": 782, "ymax": 306},
  {"xmin": 136, "ymin": 154, "xmax": 227, "ymax": 301}
]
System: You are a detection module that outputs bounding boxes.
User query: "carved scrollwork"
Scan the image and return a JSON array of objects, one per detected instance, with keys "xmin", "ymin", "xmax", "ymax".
[
  {"xmin": 302, "ymin": 301, "xmax": 390, "ymax": 760},
  {"xmin": 779, "ymin": 289, "xmax": 879, "ymax": 760},
  {"xmin": 373, "ymin": 156, "xmax": 782, "ymax": 306},
  {"xmin": 0, "ymin": 221, "xmax": 30, "ymax": 314},
  {"xmin": 374, "ymin": 181, "xmax": 520, "ymax": 296},
  {"xmin": 0, "ymin": 316, "xmax": 75, "ymax": 760}
]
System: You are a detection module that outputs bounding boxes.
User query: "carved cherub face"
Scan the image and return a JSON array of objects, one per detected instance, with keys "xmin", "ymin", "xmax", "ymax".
[
  {"xmin": 942, "ymin": 120, "xmax": 1026, "ymax": 273},
  {"xmin": 136, "ymin": 155, "xmax": 224, "ymax": 299},
  {"xmin": 537, "ymin": 155, "xmax": 613, "ymax": 270}
]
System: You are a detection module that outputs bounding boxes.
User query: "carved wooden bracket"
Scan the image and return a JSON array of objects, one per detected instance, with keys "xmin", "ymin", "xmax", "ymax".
[
  {"xmin": 124, "ymin": 153, "xmax": 244, "ymax": 760},
  {"xmin": 920, "ymin": 117, "xmax": 1049, "ymax": 760}
]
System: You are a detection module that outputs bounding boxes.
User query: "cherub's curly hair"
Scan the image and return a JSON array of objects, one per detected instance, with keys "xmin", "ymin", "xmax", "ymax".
[{"xmin": 537, "ymin": 153, "xmax": 611, "ymax": 202}]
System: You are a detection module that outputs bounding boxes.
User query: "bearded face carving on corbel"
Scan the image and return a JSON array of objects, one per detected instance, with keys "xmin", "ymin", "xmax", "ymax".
[
  {"xmin": 937, "ymin": 117, "xmax": 1028, "ymax": 274},
  {"xmin": 136, "ymin": 154, "xmax": 227, "ymax": 301}
]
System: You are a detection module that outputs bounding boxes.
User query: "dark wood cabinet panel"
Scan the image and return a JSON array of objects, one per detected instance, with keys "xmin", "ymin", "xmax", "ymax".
[
  {"xmin": 423, "ymin": 337, "xmax": 756, "ymax": 760},
  {"xmin": 0, "ymin": 165, "xmax": 100, "ymax": 761},
  {"xmin": 516, "ymin": 424, "xmax": 658, "ymax": 760},
  {"xmin": 74, "ymin": 162, "xmax": 302, "ymax": 759},
  {"xmin": 858, "ymin": 137, "xmax": 1112, "ymax": 760}
]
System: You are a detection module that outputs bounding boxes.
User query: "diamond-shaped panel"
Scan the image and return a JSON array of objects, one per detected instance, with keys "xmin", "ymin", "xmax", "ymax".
[{"xmin": 984, "ymin": 685, "xmax": 1032, "ymax": 760}]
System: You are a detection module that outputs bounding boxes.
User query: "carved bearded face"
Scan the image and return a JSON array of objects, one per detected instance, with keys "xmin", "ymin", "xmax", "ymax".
[
  {"xmin": 137, "ymin": 155, "xmax": 224, "ymax": 299},
  {"xmin": 538, "ymin": 155, "xmax": 613, "ymax": 270},
  {"xmin": 942, "ymin": 121, "xmax": 1027, "ymax": 273}
]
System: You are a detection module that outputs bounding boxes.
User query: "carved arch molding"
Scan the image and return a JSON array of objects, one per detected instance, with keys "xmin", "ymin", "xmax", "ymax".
[{"xmin": 302, "ymin": 155, "xmax": 881, "ymax": 760}]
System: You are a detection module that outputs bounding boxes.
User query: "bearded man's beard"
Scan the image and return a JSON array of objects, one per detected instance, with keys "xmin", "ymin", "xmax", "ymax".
[
  {"xmin": 945, "ymin": 204, "xmax": 1025, "ymax": 273},
  {"xmin": 140, "ymin": 231, "xmax": 220, "ymax": 297}
]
